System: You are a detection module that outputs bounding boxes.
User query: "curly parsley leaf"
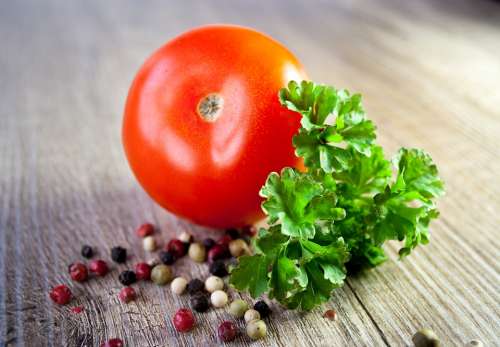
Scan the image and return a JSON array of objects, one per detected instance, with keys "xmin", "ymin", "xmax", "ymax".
[{"xmin": 230, "ymin": 80, "xmax": 444, "ymax": 311}]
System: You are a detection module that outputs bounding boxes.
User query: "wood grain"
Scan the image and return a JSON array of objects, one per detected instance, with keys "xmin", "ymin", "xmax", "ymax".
[{"xmin": 1, "ymin": 0, "xmax": 499, "ymax": 346}]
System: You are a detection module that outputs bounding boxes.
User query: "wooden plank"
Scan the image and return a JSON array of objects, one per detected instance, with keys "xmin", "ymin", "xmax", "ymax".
[{"xmin": 0, "ymin": 0, "xmax": 499, "ymax": 346}]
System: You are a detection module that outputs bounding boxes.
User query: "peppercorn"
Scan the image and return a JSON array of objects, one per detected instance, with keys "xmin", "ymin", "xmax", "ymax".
[
  {"xmin": 188, "ymin": 242, "xmax": 206, "ymax": 263},
  {"xmin": 49, "ymin": 284, "xmax": 72, "ymax": 305},
  {"xmin": 151, "ymin": 264, "xmax": 172, "ymax": 285},
  {"xmin": 172, "ymin": 308, "xmax": 195, "ymax": 332},
  {"xmin": 190, "ymin": 294, "xmax": 210, "ymax": 312},
  {"xmin": 465, "ymin": 340, "xmax": 483, "ymax": 347},
  {"xmin": 209, "ymin": 260, "xmax": 228, "ymax": 277},
  {"xmin": 118, "ymin": 270, "xmax": 137, "ymax": 286},
  {"xmin": 323, "ymin": 309, "xmax": 337, "ymax": 321},
  {"xmin": 119, "ymin": 286, "xmax": 136, "ymax": 303},
  {"xmin": 136, "ymin": 223, "xmax": 154, "ymax": 238},
  {"xmin": 159, "ymin": 251, "xmax": 176, "ymax": 265},
  {"xmin": 143, "ymin": 236, "xmax": 157, "ymax": 252},
  {"xmin": 81, "ymin": 245, "xmax": 94, "ymax": 258},
  {"xmin": 207, "ymin": 245, "xmax": 228, "ymax": 262},
  {"xmin": 187, "ymin": 278, "xmax": 205, "ymax": 295},
  {"xmin": 412, "ymin": 329, "xmax": 440, "ymax": 347},
  {"xmin": 210, "ymin": 290, "xmax": 228, "ymax": 308},
  {"xmin": 229, "ymin": 299, "xmax": 248, "ymax": 318},
  {"xmin": 246, "ymin": 319, "xmax": 267, "ymax": 340},
  {"xmin": 178, "ymin": 231, "xmax": 193, "ymax": 243},
  {"xmin": 204, "ymin": 275, "xmax": 224, "ymax": 293},
  {"xmin": 171, "ymin": 277, "xmax": 188, "ymax": 295},
  {"xmin": 111, "ymin": 246, "xmax": 127, "ymax": 263},
  {"xmin": 218, "ymin": 321, "xmax": 237, "ymax": 342},
  {"xmin": 253, "ymin": 301, "xmax": 271, "ymax": 319},
  {"xmin": 89, "ymin": 259, "xmax": 109, "ymax": 276},
  {"xmin": 71, "ymin": 306, "xmax": 84, "ymax": 314},
  {"xmin": 242, "ymin": 225, "xmax": 257, "ymax": 237},
  {"xmin": 100, "ymin": 338, "xmax": 124, "ymax": 347},
  {"xmin": 166, "ymin": 239, "xmax": 186, "ymax": 258},
  {"xmin": 135, "ymin": 262, "xmax": 151, "ymax": 281},
  {"xmin": 244, "ymin": 309, "xmax": 260, "ymax": 323},
  {"xmin": 229, "ymin": 239, "xmax": 250, "ymax": 257},
  {"xmin": 68, "ymin": 262, "xmax": 88, "ymax": 282},
  {"xmin": 226, "ymin": 228, "xmax": 239, "ymax": 239},
  {"xmin": 217, "ymin": 234, "xmax": 233, "ymax": 248},
  {"xmin": 202, "ymin": 238, "xmax": 215, "ymax": 250}
]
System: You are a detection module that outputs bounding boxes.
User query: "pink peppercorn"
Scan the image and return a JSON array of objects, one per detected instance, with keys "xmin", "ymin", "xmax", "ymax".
[
  {"xmin": 207, "ymin": 244, "xmax": 228, "ymax": 263},
  {"xmin": 49, "ymin": 285, "xmax": 72, "ymax": 305},
  {"xmin": 173, "ymin": 308, "xmax": 195, "ymax": 332},
  {"xmin": 89, "ymin": 259, "xmax": 109, "ymax": 276},
  {"xmin": 119, "ymin": 287, "xmax": 136, "ymax": 303},
  {"xmin": 71, "ymin": 306, "xmax": 84, "ymax": 314},
  {"xmin": 136, "ymin": 223, "xmax": 154, "ymax": 238},
  {"xmin": 68, "ymin": 262, "xmax": 88, "ymax": 282},
  {"xmin": 100, "ymin": 338, "xmax": 124, "ymax": 347},
  {"xmin": 217, "ymin": 235, "xmax": 232, "ymax": 248},
  {"xmin": 167, "ymin": 239, "xmax": 186, "ymax": 258},
  {"xmin": 323, "ymin": 309, "xmax": 337, "ymax": 321},
  {"xmin": 218, "ymin": 321, "xmax": 237, "ymax": 342},
  {"xmin": 135, "ymin": 262, "xmax": 151, "ymax": 281}
]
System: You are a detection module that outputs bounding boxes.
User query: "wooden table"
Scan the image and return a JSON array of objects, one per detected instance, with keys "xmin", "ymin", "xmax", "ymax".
[{"xmin": 1, "ymin": 0, "xmax": 499, "ymax": 346}]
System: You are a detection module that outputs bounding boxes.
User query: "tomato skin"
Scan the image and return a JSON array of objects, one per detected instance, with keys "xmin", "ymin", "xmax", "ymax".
[{"xmin": 123, "ymin": 25, "xmax": 307, "ymax": 228}]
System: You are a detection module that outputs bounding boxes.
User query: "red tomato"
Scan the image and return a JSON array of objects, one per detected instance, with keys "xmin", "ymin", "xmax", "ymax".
[{"xmin": 123, "ymin": 25, "xmax": 307, "ymax": 228}]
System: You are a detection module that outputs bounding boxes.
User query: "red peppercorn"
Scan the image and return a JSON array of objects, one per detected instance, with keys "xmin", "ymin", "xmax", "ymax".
[
  {"xmin": 218, "ymin": 321, "xmax": 237, "ymax": 342},
  {"xmin": 217, "ymin": 235, "xmax": 233, "ymax": 248},
  {"xmin": 100, "ymin": 338, "xmax": 124, "ymax": 347},
  {"xmin": 68, "ymin": 262, "xmax": 88, "ymax": 282},
  {"xmin": 136, "ymin": 223, "xmax": 154, "ymax": 238},
  {"xmin": 135, "ymin": 262, "xmax": 151, "ymax": 281},
  {"xmin": 207, "ymin": 244, "xmax": 228, "ymax": 263},
  {"xmin": 323, "ymin": 309, "xmax": 337, "ymax": 321},
  {"xmin": 49, "ymin": 285, "xmax": 72, "ymax": 305},
  {"xmin": 89, "ymin": 259, "xmax": 109, "ymax": 276},
  {"xmin": 167, "ymin": 239, "xmax": 186, "ymax": 258},
  {"xmin": 119, "ymin": 286, "xmax": 136, "ymax": 303},
  {"xmin": 173, "ymin": 308, "xmax": 195, "ymax": 332},
  {"xmin": 243, "ymin": 225, "xmax": 257, "ymax": 237},
  {"xmin": 71, "ymin": 306, "xmax": 84, "ymax": 314}
]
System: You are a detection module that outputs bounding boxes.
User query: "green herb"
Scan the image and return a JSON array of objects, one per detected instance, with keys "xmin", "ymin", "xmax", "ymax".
[{"xmin": 230, "ymin": 80, "xmax": 444, "ymax": 310}]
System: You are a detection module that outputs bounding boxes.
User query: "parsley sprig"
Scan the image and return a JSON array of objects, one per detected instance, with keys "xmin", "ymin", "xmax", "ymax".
[{"xmin": 230, "ymin": 81, "xmax": 444, "ymax": 310}]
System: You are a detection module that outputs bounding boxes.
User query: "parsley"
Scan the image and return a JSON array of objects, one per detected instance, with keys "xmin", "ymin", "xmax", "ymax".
[{"xmin": 230, "ymin": 81, "xmax": 444, "ymax": 310}]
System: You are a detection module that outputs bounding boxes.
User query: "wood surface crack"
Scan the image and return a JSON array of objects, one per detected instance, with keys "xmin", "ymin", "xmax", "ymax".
[{"xmin": 345, "ymin": 280, "xmax": 391, "ymax": 347}]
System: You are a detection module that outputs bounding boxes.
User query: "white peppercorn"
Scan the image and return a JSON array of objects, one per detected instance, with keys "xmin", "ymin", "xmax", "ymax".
[
  {"xmin": 143, "ymin": 236, "xmax": 157, "ymax": 252},
  {"xmin": 171, "ymin": 277, "xmax": 188, "ymax": 295},
  {"xmin": 465, "ymin": 341, "xmax": 483, "ymax": 347},
  {"xmin": 210, "ymin": 290, "xmax": 228, "ymax": 308},
  {"xmin": 229, "ymin": 239, "xmax": 250, "ymax": 257},
  {"xmin": 205, "ymin": 276, "xmax": 224, "ymax": 293},
  {"xmin": 188, "ymin": 242, "xmax": 206, "ymax": 263},
  {"xmin": 178, "ymin": 231, "xmax": 193, "ymax": 243},
  {"xmin": 229, "ymin": 299, "xmax": 248, "ymax": 317},
  {"xmin": 244, "ymin": 309, "xmax": 260, "ymax": 323},
  {"xmin": 412, "ymin": 329, "xmax": 440, "ymax": 347},
  {"xmin": 246, "ymin": 319, "xmax": 267, "ymax": 340}
]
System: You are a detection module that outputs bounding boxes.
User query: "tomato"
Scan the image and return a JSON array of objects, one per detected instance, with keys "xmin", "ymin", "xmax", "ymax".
[{"xmin": 122, "ymin": 25, "xmax": 307, "ymax": 228}]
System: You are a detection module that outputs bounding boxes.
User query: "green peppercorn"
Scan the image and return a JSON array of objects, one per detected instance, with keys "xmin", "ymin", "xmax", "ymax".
[
  {"xmin": 151, "ymin": 264, "xmax": 172, "ymax": 285},
  {"xmin": 228, "ymin": 299, "xmax": 248, "ymax": 318},
  {"xmin": 412, "ymin": 329, "xmax": 440, "ymax": 347},
  {"xmin": 246, "ymin": 319, "xmax": 267, "ymax": 340}
]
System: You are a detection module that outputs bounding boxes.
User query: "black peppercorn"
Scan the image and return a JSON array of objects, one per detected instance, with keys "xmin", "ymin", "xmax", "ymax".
[
  {"xmin": 226, "ymin": 228, "xmax": 240, "ymax": 239},
  {"xmin": 118, "ymin": 270, "xmax": 137, "ymax": 286},
  {"xmin": 254, "ymin": 300, "xmax": 271, "ymax": 318},
  {"xmin": 81, "ymin": 245, "xmax": 94, "ymax": 259},
  {"xmin": 111, "ymin": 246, "xmax": 127, "ymax": 263},
  {"xmin": 187, "ymin": 279, "xmax": 205, "ymax": 295},
  {"xmin": 202, "ymin": 238, "xmax": 215, "ymax": 250},
  {"xmin": 209, "ymin": 260, "xmax": 228, "ymax": 277},
  {"xmin": 190, "ymin": 294, "xmax": 210, "ymax": 312},
  {"xmin": 159, "ymin": 251, "xmax": 176, "ymax": 265}
]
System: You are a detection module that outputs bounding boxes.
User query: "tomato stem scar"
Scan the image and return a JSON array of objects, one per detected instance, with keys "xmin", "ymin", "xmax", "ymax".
[{"xmin": 197, "ymin": 93, "xmax": 223, "ymax": 122}]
